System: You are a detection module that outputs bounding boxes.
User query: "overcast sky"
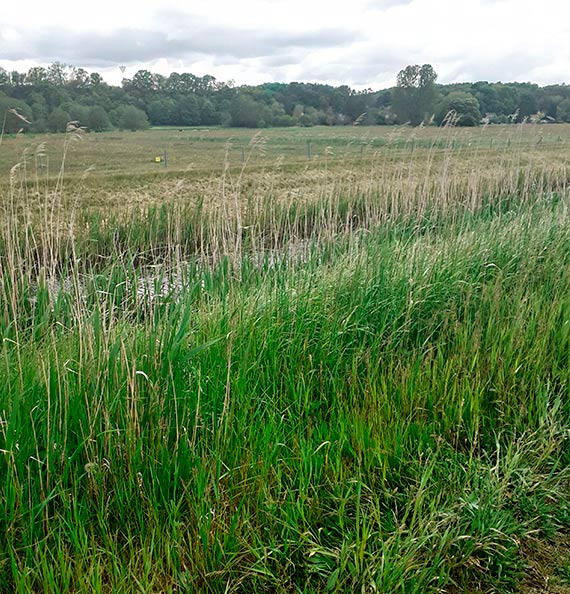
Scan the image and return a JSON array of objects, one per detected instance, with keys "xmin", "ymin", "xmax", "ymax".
[{"xmin": 1, "ymin": 0, "xmax": 568, "ymax": 89}]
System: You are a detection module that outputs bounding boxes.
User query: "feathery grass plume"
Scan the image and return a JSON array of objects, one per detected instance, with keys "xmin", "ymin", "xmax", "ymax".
[
  {"xmin": 8, "ymin": 108, "xmax": 31, "ymax": 125},
  {"xmin": 353, "ymin": 112, "xmax": 367, "ymax": 126}
]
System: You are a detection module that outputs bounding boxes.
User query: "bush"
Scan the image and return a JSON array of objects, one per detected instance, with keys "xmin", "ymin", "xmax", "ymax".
[
  {"xmin": 116, "ymin": 105, "xmax": 149, "ymax": 131},
  {"xmin": 47, "ymin": 107, "xmax": 71, "ymax": 133},
  {"xmin": 437, "ymin": 92, "xmax": 481, "ymax": 126},
  {"xmin": 87, "ymin": 106, "xmax": 111, "ymax": 132}
]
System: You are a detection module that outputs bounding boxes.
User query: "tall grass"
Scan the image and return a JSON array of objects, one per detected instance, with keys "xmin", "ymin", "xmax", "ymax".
[{"xmin": 0, "ymin": 126, "xmax": 569, "ymax": 593}]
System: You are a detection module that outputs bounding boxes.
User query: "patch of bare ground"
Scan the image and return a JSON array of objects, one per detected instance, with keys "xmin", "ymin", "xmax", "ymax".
[
  {"xmin": 521, "ymin": 535, "xmax": 570, "ymax": 594},
  {"xmin": 443, "ymin": 536, "xmax": 570, "ymax": 594}
]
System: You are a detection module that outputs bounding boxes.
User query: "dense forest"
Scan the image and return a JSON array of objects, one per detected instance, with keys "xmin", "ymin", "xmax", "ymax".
[{"xmin": 2, "ymin": 62, "xmax": 570, "ymax": 133}]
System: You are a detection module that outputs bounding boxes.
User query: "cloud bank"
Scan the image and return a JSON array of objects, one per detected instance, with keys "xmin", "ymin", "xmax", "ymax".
[{"xmin": 1, "ymin": 0, "xmax": 569, "ymax": 88}]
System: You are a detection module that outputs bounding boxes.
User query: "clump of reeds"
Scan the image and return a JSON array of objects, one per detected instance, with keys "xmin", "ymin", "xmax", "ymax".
[{"xmin": 0, "ymin": 124, "xmax": 569, "ymax": 593}]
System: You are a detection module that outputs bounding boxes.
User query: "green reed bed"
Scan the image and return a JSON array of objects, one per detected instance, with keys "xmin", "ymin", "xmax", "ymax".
[{"xmin": 1, "ymin": 183, "xmax": 569, "ymax": 593}]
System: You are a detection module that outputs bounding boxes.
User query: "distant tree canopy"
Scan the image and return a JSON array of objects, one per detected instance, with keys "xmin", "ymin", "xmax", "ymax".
[
  {"xmin": 0, "ymin": 94, "xmax": 32, "ymax": 133},
  {"xmin": 115, "ymin": 105, "xmax": 149, "ymax": 131},
  {"xmin": 87, "ymin": 105, "xmax": 111, "ymax": 132},
  {"xmin": 0, "ymin": 62, "xmax": 568, "ymax": 133},
  {"xmin": 436, "ymin": 92, "xmax": 481, "ymax": 127},
  {"xmin": 392, "ymin": 64, "xmax": 438, "ymax": 125}
]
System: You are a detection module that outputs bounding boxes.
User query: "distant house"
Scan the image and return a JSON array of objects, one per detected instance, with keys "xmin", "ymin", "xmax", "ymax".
[
  {"xmin": 529, "ymin": 113, "xmax": 556, "ymax": 124},
  {"xmin": 481, "ymin": 112, "xmax": 509, "ymax": 125}
]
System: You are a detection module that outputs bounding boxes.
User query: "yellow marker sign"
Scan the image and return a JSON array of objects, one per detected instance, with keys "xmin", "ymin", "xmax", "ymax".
[{"xmin": 155, "ymin": 156, "xmax": 162, "ymax": 163}]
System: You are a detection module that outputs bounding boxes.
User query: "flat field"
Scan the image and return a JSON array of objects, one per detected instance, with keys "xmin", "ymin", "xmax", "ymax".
[
  {"xmin": 1, "ymin": 123, "xmax": 569, "ymax": 178},
  {"xmin": 1, "ymin": 125, "xmax": 569, "ymax": 593}
]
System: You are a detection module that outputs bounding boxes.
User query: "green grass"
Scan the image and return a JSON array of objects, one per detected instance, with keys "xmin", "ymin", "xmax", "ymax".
[
  {"xmin": 2, "ymin": 123, "xmax": 570, "ymax": 181},
  {"xmin": 0, "ymin": 126, "xmax": 569, "ymax": 593}
]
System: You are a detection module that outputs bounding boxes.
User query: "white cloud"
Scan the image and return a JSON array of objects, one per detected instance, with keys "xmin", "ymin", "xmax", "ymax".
[{"xmin": 1, "ymin": 0, "xmax": 569, "ymax": 88}]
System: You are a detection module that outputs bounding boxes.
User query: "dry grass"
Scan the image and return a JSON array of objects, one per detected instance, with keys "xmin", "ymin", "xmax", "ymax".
[
  {"xmin": 522, "ymin": 536, "xmax": 570, "ymax": 594},
  {"xmin": 3, "ymin": 123, "xmax": 570, "ymax": 253},
  {"xmin": 1, "ymin": 123, "xmax": 570, "ymax": 594}
]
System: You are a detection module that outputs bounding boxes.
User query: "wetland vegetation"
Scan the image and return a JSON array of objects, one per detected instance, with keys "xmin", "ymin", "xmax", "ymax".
[{"xmin": 0, "ymin": 123, "xmax": 569, "ymax": 593}]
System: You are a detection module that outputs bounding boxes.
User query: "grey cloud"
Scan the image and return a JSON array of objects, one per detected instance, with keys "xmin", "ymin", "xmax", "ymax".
[
  {"xmin": 1, "ymin": 4, "xmax": 563, "ymax": 90},
  {"xmin": 258, "ymin": 51, "xmax": 315, "ymax": 68},
  {"xmin": 0, "ymin": 22, "xmax": 356, "ymax": 66}
]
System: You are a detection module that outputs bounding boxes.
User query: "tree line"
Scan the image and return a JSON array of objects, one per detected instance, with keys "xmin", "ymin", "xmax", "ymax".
[{"xmin": 2, "ymin": 62, "xmax": 570, "ymax": 134}]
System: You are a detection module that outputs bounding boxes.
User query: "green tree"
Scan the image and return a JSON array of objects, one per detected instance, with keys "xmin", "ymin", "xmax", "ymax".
[
  {"xmin": 291, "ymin": 104, "xmax": 305, "ymax": 125},
  {"xmin": 517, "ymin": 90, "xmax": 538, "ymax": 120},
  {"xmin": 116, "ymin": 105, "xmax": 149, "ymax": 130},
  {"xmin": 269, "ymin": 101, "xmax": 293, "ymax": 127},
  {"xmin": 199, "ymin": 97, "xmax": 219, "ymax": 125},
  {"xmin": 69, "ymin": 67, "xmax": 90, "ymax": 88},
  {"xmin": 88, "ymin": 72, "xmax": 103, "ymax": 86},
  {"xmin": 29, "ymin": 92, "xmax": 48, "ymax": 131},
  {"xmin": 165, "ymin": 72, "xmax": 183, "ymax": 94},
  {"xmin": 299, "ymin": 106, "xmax": 325, "ymax": 127},
  {"xmin": 47, "ymin": 107, "xmax": 70, "ymax": 132},
  {"xmin": 539, "ymin": 94, "xmax": 563, "ymax": 120},
  {"xmin": 556, "ymin": 99, "xmax": 570, "ymax": 122},
  {"xmin": 176, "ymin": 95, "xmax": 200, "ymax": 126},
  {"xmin": 392, "ymin": 64, "xmax": 438, "ymax": 125},
  {"xmin": 87, "ymin": 106, "xmax": 111, "ymax": 131},
  {"xmin": 231, "ymin": 95, "xmax": 264, "ymax": 128},
  {"xmin": 67, "ymin": 103, "xmax": 90, "ymax": 126},
  {"xmin": 471, "ymin": 82, "xmax": 500, "ymax": 115},
  {"xmin": 129, "ymin": 70, "xmax": 156, "ymax": 95},
  {"xmin": 10, "ymin": 71, "xmax": 25, "ymax": 86},
  {"xmin": 345, "ymin": 90, "xmax": 368, "ymax": 122},
  {"xmin": 26, "ymin": 67, "xmax": 48, "ymax": 86},
  {"xmin": 436, "ymin": 92, "xmax": 481, "ymax": 126},
  {"xmin": 47, "ymin": 62, "xmax": 70, "ymax": 86},
  {"xmin": 147, "ymin": 99, "xmax": 177, "ymax": 125},
  {"xmin": 495, "ymin": 85, "xmax": 519, "ymax": 116}
]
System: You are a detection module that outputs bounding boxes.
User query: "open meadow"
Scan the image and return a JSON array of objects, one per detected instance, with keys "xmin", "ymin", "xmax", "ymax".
[{"xmin": 1, "ymin": 124, "xmax": 570, "ymax": 593}]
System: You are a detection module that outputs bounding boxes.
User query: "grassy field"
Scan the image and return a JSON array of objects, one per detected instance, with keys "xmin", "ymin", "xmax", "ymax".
[
  {"xmin": 1, "ymin": 123, "xmax": 569, "ymax": 179},
  {"xmin": 0, "ymin": 124, "xmax": 569, "ymax": 593}
]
